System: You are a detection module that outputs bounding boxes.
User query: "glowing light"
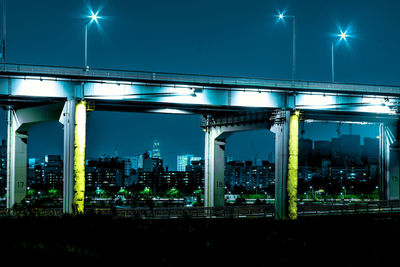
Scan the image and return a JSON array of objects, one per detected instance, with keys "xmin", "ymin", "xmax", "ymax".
[
  {"xmin": 338, "ymin": 30, "xmax": 349, "ymax": 40},
  {"xmin": 89, "ymin": 11, "xmax": 100, "ymax": 22},
  {"xmin": 148, "ymin": 108, "xmax": 192, "ymax": 114}
]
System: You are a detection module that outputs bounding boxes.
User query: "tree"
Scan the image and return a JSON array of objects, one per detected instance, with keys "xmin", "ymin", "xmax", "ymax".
[
  {"xmin": 140, "ymin": 187, "xmax": 152, "ymax": 198},
  {"xmin": 166, "ymin": 187, "xmax": 179, "ymax": 199}
]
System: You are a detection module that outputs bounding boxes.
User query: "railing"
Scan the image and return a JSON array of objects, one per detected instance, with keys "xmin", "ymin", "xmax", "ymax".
[
  {"xmin": 1, "ymin": 200, "xmax": 400, "ymax": 219},
  {"xmin": 297, "ymin": 200, "xmax": 400, "ymax": 216},
  {"xmin": 1, "ymin": 63, "xmax": 400, "ymax": 96},
  {"xmin": 200, "ymin": 112, "xmax": 271, "ymax": 128}
]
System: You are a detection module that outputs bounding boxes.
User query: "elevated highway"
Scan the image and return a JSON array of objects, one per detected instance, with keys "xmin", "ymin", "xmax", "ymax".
[{"xmin": 1, "ymin": 63, "xmax": 399, "ymax": 219}]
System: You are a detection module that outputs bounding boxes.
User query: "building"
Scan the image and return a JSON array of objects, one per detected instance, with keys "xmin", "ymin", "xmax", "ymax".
[
  {"xmin": 225, "ymin": 160, "xmax": 273, "ymax": 191},
  {"xmin": 43, "ymin": 155, "xmax": 63, "ymax": 189},
  {"xmin": 123, "ymin": 157, "xmax": 138, "ymax": 176},
  {"xmin": 177, "ymin": 154, "xmax": 202, "ymax": 171},
  {"xmin": 85, "ymin": 157, "xmax": 124, "ymax": 189},
  {"xmin": 177, "ymin": 154, "xmax": 193, "ymax": 171},
  {"xmin": 299, "ymin": 138, "xmax": 313, "ymax": 166},
  {"xmin": 0, "ymin": 140, "xmax": 7, "ymax": 189},
  {"xmin": 152, "ymin": 137, "xmax": 161, "ymax": 159}
]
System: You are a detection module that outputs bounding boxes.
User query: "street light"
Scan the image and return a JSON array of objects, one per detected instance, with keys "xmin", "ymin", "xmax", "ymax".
[
  {"xmin": 84, "ymin": 10, "xmax": 102, "ymax": 70},
  {"xmin": 331, "ymin": 30, "xmax": 350, "ymax": 82},
  {"xmin": 275, "ymin": 11, "xmax": 296, "ymax": 82}
]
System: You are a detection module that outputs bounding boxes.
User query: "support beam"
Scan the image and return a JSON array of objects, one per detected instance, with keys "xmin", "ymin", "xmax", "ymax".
[
  {"xmin": 203, "ymin": 114, "xmax": 271, "ymax": 208},
  {"xmin": 271, "ymin": 110, "xmax": 290, "ymax": 220},
  {"xmin": 270, "ymin": 109, "xmax": 299, "ymax": 220},
  {"xmin": 6, "ymin": 103, "xmax": 64, "ymax": 209},
  {"xmin": 287, "ymin": 111, "xmax": 299, "ymax": 219},
  {"xmin": 379, "ymin": 123, "xmax": 400, "ymax": 201},
  {"xmin": 204, "ymin": 126, "xmax": 231, "ymax": 207},
  {"xmin": 59, "ymin": 100, "xmax": 87, "ymax": 214},
  {"xmin": 6, "ymin": 109, "xmax": 27, "ymax": 208}
]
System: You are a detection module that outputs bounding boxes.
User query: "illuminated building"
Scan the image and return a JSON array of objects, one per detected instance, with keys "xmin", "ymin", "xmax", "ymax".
[{"xmin": 177, "ymin": 154, "xmax": 202, "ymax": 171}]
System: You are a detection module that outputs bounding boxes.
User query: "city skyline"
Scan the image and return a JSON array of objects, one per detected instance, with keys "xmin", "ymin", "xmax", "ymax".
[
  {"xmin": 0, "ymin": 107, "xmax": 379, "ymax": 170},
  {"xmin": 14, "ymin": 129, "xmax": 379, "ymax": 170}
]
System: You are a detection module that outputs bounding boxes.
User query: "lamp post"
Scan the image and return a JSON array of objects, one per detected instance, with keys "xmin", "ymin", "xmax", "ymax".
[
  {"xmin": 84, "ymin": 11, "xmax": 101, "ymax": 70},
  {"xmin": 276, "ymin": 12, "xmax": 296, "ymax": 82},
  {"xmin": 2, "ymin": 0, "xmax": 6, "ymax": 64},
  {"xmin": 331, "ymin": 30, "xmax": 349, "ymax": 82}
]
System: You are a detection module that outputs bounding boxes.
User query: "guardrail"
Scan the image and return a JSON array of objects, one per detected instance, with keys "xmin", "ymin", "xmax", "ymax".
[
  {"xmin": 1, "ymin": 63, "xmax": 399, "ymax": 96},
  {"xmin": 1, "ymin": 200, "xmax": 400, "ymax": 219}
]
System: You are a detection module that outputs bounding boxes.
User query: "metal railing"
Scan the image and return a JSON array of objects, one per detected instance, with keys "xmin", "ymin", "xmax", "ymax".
[
  {"xmin": 1, "ymin": 200, "xmax": 400, "ymax": 219},
  {"xmin": 1, "ymin": 63, "xmax": 400, "ymax": 96}
]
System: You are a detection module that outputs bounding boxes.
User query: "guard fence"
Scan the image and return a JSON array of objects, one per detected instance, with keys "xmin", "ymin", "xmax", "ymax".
[{"xmin": 1, "ymin": 200, "xmax": 400, "ymax": 219}]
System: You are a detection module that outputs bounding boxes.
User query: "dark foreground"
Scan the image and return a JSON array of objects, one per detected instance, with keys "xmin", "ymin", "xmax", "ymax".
[{"xmin": 1, "ymin": 213, "xmax": 399, "ymax": 266}]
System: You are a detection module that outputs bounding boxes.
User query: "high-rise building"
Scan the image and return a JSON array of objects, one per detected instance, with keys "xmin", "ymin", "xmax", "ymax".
[
  {"xmin": 43, "ymin": 155, "xmax": 63, "ymax": 189},
  {"xmin": 363, "ymin": 137, "xmax": 379, "ymax": 164},
  {"xmin": 177, "ymin": 154, "xmax": 193, "ymax": 171},
  {"xmin": 85, "ymin": 157, "xmax": 124, "ymax": 189},
  {"xmin": 152, "ymin": 137, "xmax": 161, "ymax": 159},
  {"xmin": 225, "ymin": 160, "xmax": 272, "ymax": 190},
  {"xmin": 177, "ymin": 155, "xmax": 202, "ymax": 171},
  {"xmin": 299, "ymin": 138, "xmax": 313, "ymax": 166},
  {"xmin": 314, "ymin": 140, "xmax": 332, "ymax": 160},
  {"xmin": 331, "ymin": 135, "xmax": 362, "ymax": 164},
  {"xmin": 123, "ymin": 157, "xmax": 138, "ymax": 176}
]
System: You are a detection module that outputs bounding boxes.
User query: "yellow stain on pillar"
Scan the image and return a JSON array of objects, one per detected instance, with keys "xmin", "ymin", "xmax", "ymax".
[
  {"xmin": 287, "ymin": 110, "xmax": 299, "ymax": 220},
  {"xmin": 73, "ymin": 101, "xmax": 86, "ymax": 215}
]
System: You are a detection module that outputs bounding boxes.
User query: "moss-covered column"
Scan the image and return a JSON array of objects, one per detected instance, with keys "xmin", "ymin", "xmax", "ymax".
[{"xmin": 287, "ymin": 111, "xmax": 299, "ymax": 219}]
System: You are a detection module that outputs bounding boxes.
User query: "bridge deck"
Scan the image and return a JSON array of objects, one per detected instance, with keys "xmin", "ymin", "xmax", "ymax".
[{"xmin": 1, "ymin": 63, "xmax": 400, "ymax": 96}]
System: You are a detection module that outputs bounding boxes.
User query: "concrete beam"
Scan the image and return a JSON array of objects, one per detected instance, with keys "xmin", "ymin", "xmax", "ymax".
[
  {"xmin": 379, "ymin": 123, "xmax": 400, "ymax": 201},
  {"xmin": 204, "ymin": 115, "xmax": 271, "ymax": 208},
  {"xmin": 6, "ymin": 103, "xmax": 64, "ymax": 209},
  {"xmin": 270, "ymin": 110, "xmax": 291, "ymax": 220},
  {"xmin": 59, "ymin": 100, "xmax": 87, "ymax": 214}
]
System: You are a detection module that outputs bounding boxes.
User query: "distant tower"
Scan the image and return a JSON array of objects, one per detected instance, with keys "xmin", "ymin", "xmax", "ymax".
[{"xmin": 152, "ymin": 137, "xmax": 161, "ymax": 159}]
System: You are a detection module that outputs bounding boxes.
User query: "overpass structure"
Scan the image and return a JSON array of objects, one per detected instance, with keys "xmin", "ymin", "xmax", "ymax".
[{"xmin": 1, "ymin": 63, "xmax": 399, "ymax": 219}]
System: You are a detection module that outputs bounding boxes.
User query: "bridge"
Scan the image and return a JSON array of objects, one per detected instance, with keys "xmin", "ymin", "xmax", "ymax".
[{"xmin": 1, "ymin": 63, "xmax": 399, "ymax": 219}]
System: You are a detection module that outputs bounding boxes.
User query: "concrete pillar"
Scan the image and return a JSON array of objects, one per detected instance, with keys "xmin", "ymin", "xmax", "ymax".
[
  {"xmin": 270, "ymin": 109, "xmax": 299, "ymax": 220},
  {"xmin": 6, "ymin": 109, "xmax": 28, "ymax": 209},
  {"xmin": 59, "ymin": 100, "xmax": 87, "ymax": 214},
  {"xmin": 379, "ymin": 123, "xmax": 400, "ymax": 201},
  {"xmin": 203, "ymin": 114, "xmax": 271, "ymax": 209},
  {"xmin": 60, "ymin": 100, "xmax": 76, "ymax": 214},
  {"xmin": 271, "ymin": 110, "xmax": 290, "ymax": 220},
  {"xmin": 287, "ymin": 111, "xmax": 299, "ymax": 219},
  {"xmin": 389, "ymin": 142, "xmax": 400, "ymax": 200},
  {"xmin": 6, "ymin": 103, "xmax": 64, "ymax": 210},
  {"xmin": 204, "ymin": 126, "xmax": 231, "ymax": 208}
]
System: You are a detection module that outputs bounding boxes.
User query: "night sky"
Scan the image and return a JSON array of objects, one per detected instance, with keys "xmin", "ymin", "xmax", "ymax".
[{"xmin": 0, "ymin": 0, "xmax": 396, "ymax": 169}]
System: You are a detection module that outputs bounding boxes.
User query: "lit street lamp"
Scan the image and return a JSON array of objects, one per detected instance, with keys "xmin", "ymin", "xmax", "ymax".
[
  {"xmin": 331, "ymin": 30, "xmax": 350, "ymax": 82},
  {"xmin": 84, "ymin": 11, "xmax": 101, "ymax": 70},
  {"xmin": 275, "ymin": 12, "xmax": 296, "ymax": 82}
]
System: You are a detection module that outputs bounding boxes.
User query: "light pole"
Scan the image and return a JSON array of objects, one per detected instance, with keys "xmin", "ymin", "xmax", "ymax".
[
  {"xmin": 331, "ymin": 30, "xmax": 349, "ymax": 82},
  {"xmin": 276, "ymin": 12, "xmax": 296, "ymax": 82},
  {"xmin": 84, "ymin": 11, "xmax": 101, "ymax": 70},
  {"xmin": 2, "ymin": 0, "xmax": 6, "ymax": 64}
]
